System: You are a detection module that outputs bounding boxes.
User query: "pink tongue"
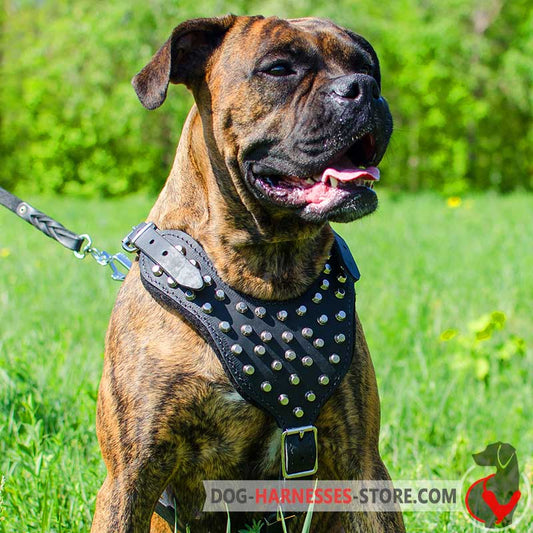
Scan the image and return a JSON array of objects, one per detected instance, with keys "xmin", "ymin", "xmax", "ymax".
[{"xmin": 321, "ymin": 157, "xmax": 380, "ymax": 182}]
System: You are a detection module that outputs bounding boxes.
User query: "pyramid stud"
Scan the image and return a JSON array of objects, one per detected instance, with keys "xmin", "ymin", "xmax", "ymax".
[
  {"xmin": 236, "ymin": 302, "xmax": 248, "ymax": 314},
  {"xmin": 255, "ymin": 306, "xmax": 267, "ymax": 318},
  {"xmin": 152, "ymin": 264, "xmax": 163, "ymax": 277},
  {"xmin": 261, "ymin": 331, "xmax": 273, "ymax": 342},
  {"xmin": 289, "ymin": 374, "xmax": 300, "ymax": 385},
  {"xmin": 282, "ymin": 331, "xmax": 294, "ymax": 343},
  {"xmin": 215, "ymin": 289, "xmax": 225, "ymax": 301},
  {"xmin": 317, "ymin": 314, "xmax": 328, "ymax": 325},
  {"xmin": 329, "ymin": 354, "xmax": 341, "ymax": 364},
  {"xmin": 219, "ymin": 321, "xmax": 231, "ymax": 333},
  {"xmin": 285, "ymin": 350, "xmax": 296, "ymax": 361},
  {"xmin": 243, "ymin": 365, "xmax": 255, "ymax": 375},
  {"xmin": 202, "ymin": 303, "xmax": 213, "ymax": 314},
  {"xmin": 271, "ymin": 360, "xmax": 282, "ymax": 371},
  {"xmin": 167, "ymin": 277, "xmax": 178, "ymax": 288},
  {"xmin": 254, "ymin": 345, "xmax": 266, "ymax": 356},
  {"xmin": 302, "ymin": 356, "xmax": 313, "ymax": 367},
  {"xmin": 335, "ymin": 288, "xmax": 346, "ymax": 299},
  {"xmin": 277, "ymin": 310, "xmax": 288, "ymax": 321},
  {"xmin": 313, "ymin": 338, "xmax": 325, "ymax": 349},
  {"xmin": 302, "ymin": 327, "xmax": 313, "ymax": 339},
  {"xmin": 261, "ymin": 381, "xmax": 272, "ymax": 392},
  {"xmin": 241, "ymin": 324, "xmax": 253, "ymax": 336},
  {"xmin": 175, "ymin": 245, "xmax": 185, "ymax": 254},
  {"xmin": 312, "ymin": 293, "xmax": 323, "ymax": 304},
  {"xmin": 305, "ymin": 391, "xmax": 316, "ymax": 402},
  {"xmin": 335, "ymin": 311, "xmax": 347, "ymax": 322},
  {"xmin": 293, "ymin": 407, "xmax": 304, "ymax": 418},
  {"xmin": 323, "ymin": 263, "xmax": 332, "ymax": 274},
  {"xmin": 296, "ymin": 305, "xmax": 307, "ymax": 316},
  {"xmin": 278, "ymin": 394, "xmax": 289, "ymax": 406},
  {"xmin": 334, "ymin": 333, "xmax": 346, "ymax": 344},
  {"xmin": 231, "ymin": 344, "xmax": 243, "ymax": 355},
  {"xmin": 318, "ymin": 375, "xmax": 330, "ymax": 386},
  {"xmin": 320, "ymin": 279, "xmax": 330, "ymax": 290},
  {"xmin": 337, "ymin": 272, "xmax": 347, "ymax": 283},
  {"xmin": 202, "ymin": 275, "xmax": 212, "ymax": 286},
  {"xmin": 185, "ymin": 290, "xmax": 195, "ymax": 301}
]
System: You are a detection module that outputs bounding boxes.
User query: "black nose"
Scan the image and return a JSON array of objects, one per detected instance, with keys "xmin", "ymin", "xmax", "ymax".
[{"xmin": 329, "ymin": 74, "xmax": 380, "ymax": 101}]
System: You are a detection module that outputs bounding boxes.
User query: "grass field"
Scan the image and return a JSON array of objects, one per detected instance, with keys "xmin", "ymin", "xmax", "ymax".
[{"xmin": 0, "ymin": 192, "xmax": 532, "ymax": 532}]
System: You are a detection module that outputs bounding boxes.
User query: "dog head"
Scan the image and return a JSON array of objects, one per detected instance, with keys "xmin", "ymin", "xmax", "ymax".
[
  {"xmin": 473, "ymin": 442, "xmax": 517, "ymax": 472},
  {"xmin": 133, "ymin": 15, "xmax": 392, "ymax": 226}
]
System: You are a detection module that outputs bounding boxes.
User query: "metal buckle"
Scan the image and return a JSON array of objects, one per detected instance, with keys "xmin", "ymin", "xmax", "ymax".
[
  {"xmin": 122, "ymin": 222, "xmax": 154, "ymax": 252},
  {"xmin": 281, "ymin": 425, "xmax": 318, "ymax": 479}
]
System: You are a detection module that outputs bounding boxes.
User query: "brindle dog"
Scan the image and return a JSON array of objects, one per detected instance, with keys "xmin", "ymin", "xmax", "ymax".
[{"xmin": 92, "ymin": 15, "xmax": 405, "ymax": 533}]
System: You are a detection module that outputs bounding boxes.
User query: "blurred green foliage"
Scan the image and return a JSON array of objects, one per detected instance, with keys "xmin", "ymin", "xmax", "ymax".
[{"xmin": 1, "ymin": 0, "xmax": 532, "ymax": 196}]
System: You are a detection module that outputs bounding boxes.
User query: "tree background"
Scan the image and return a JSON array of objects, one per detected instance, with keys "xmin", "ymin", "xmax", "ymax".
[{"xmin": 1, "ymin": 0, "xmax": 531, "ymax": 197}]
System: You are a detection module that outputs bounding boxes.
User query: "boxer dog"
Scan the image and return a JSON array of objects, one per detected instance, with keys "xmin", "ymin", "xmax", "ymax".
[{"xmin": 91, "ymin": 15, "xmax": 404, "ymax": 533}]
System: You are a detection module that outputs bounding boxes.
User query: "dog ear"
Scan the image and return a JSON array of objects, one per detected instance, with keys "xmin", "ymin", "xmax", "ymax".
[{"xmin": 132, "ymin": 15, "xmax": 237, "ymax": 110}]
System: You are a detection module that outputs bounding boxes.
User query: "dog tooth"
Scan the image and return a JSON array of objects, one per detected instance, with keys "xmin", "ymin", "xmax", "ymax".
[{"xmin": 330, "ymin": 177, "xmax": 339, "ymax": 188}]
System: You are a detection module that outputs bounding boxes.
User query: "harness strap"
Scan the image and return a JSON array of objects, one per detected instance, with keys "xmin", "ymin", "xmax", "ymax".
[{"xmin": 0, "ymin": 186, "xmax": 85, "ymax": 253}]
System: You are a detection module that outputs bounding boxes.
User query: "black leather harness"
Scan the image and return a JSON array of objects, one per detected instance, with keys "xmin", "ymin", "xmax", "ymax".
[{"xmin": 123, "ymin": 222, "xmax": 360, "ymax": 528}]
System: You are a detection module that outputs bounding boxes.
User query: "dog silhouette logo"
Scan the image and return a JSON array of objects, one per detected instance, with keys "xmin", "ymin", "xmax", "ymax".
[{"xmin": 464, "ymin": 442, "xmax": 522, "ymax": 528}]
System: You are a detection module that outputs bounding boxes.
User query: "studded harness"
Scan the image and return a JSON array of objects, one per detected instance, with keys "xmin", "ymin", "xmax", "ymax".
[{"xmin": 122, "ymin": 222, "xmax": 360, "ymax": 528}]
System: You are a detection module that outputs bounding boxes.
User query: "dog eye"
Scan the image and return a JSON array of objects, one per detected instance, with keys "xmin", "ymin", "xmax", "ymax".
[
  {"xmin": 263, "ymin": 63, "xmax": 295, "ymax": 77},
  {"xmin": 359, "ymin": 65, "xmax": 373, "ymax": 75}
]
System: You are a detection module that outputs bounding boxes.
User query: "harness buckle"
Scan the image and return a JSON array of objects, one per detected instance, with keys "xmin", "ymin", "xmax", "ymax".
[
  {"xmin": 122, "ymin": 222, "xmax": 154, "ymax": 252},
  {"xmin": 281, "ymin": 425, "xmax": 318, "ymax": 479}
]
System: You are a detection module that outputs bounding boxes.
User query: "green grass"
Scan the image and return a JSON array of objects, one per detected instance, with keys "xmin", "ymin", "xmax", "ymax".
[{"xmin": 0, "ymin": 192, "xmax": 531, "ymax": 532}]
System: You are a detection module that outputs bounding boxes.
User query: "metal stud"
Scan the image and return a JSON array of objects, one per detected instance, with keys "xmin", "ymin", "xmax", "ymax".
[
  {"xmin": 305, "ymin": 391, "xmax": 316, "ymax": 402},
  {"xmin": 255, "ymin": 306, "xmax": 267, "ymax": 318},
  {"xmin": 337, "ymin": 273, "xmax": 347, "ymax": 283},
  {"xmin": 202, "ymin": 303, "xmax": 213, "ymax": 314},
  {"xmin": 293, "ymin": 407, "xmax": 304, "ymax": 418},
  {"xmin": 202, "ymin": 275, "xmax": 213, "ymax": 286},
  {"xmin": 241, "ymin": 324, "xmax": 253, "ymax": 336},
  {"xmin": 296, "ymin": 305, "xmax": 307, "ymax": 316},
  {"xmin": 231, "ymin": 344, "xmax": 243, "ymax": 355},
  {"xmin": 278, "ymin": 394, "xmax": 289, "ymax": 406},
  {"xmin": 289, "ymin": 374, "xmax": 300, "ymax": 385},
  {"xmin": 236, "ymin": 302, "xmax": 248, "ymax": 314},
  {"xmin": 152, "ymin": 264, "xmax": 163, "ymax": 277},
  {"xmin": 302, "ymin": 356, "xmax": 313, "ymax": 367},
  {"xmin": 323, "ymin": 263, "xmax": 332, "ymax": 274},
  {"xmin": 335, "ymin": 311, "xmax": 347, "ymax": 322},
  {"xmin": 189, "ymin": 259, "xmax": 199, "ymax": 268},
  {"xmin": 313, "ymin": 338, "xmax": 325, "ymax": 349},
  {"xmin": 317, "ymin": 314, "xmax": 328, "ymax": 325},
  {"xmin": 261, "ymin": 381, "xmax": 272, "ymax": 392},
  {"xmin": 167, "ymin": 277, "xmax": 178, "ymax": 288},
  {"xmin": 285, "ymin": 350, "xmax": 296, "ymax": 361},
  {"xmin": 334, "ymin": 333, "xmax": 346, "ymax": 344},
  {"xmin": 215, "ymin": 289, "xmax": 225, "ymax": 301},
  {"xmin": 318, "ymin": 375, "xmax": 330, "ymax": 386},
  {"xmin": 174, "ymin": 245, "xmax": 185, "ymax": 254},
  {"xmin": 329, "ymin": 353, "xmax": 341, "ymax": 364},
  {"xmin": 282, "ymin": 331, "xmax": 294, "ymax": 343},
  {"xmin": 335, "ymin": 288, "xmax": 346, "ymax": 299},
  {"xmin": 302, "ymin": 327, "xmax": 313, "ymax": 339},
  {"xmin": 243, "ymin": 365, "xmax": 255, "ymax": 375},
  {"xmin": 261, "ymin": 331, "xmax": 273, "ymax": 342},
  {"xmin": 277, "ymin": 310, "xmax": 288, "ymax": 321},
  {"xmin": 254, "ymin": 345, "xmax": 266, "ymax": 356},
  {"xmin": 320, "ymin": 279, "xmax": 330, "ymax": 290},
  {"xmin": 219, "ymin": 321, "xmax": 231, "ymax": 333},
  {"xmin": 271, "ymin": 360, "xmax": 283, "ymax": 371},
  {"xmin": 185, "ymin": 290, "xmax": 196, "ymax": 301},
  {"xmin": 312, "ymin": 293, "xmax": 323, "ymax": 304}
]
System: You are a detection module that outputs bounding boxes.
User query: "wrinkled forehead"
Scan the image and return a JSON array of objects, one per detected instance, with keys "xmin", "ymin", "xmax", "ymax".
[{"xmin": 220, "ymin": 16, "xmax": 374, "ymax": 66}]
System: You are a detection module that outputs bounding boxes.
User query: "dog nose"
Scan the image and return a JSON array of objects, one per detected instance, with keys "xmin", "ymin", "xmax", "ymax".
[{"xmin": 329, "ymin": 74, "xmax": 380, "ymax": 101}]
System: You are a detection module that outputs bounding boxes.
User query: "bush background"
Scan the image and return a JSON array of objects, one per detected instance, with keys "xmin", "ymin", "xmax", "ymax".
[{"xmin": 1, "ymin": 0, "xmax": 532, "ymax": 197}]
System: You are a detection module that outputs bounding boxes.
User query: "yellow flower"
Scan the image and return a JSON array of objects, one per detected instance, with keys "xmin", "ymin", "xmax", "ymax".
[
  {"xmin": 447, "ymin": 196, "xmax": 462, "ymax": 208},
  {"xmin": 0, "ymin": 248, "xmax": 11, "ymax": 258}
]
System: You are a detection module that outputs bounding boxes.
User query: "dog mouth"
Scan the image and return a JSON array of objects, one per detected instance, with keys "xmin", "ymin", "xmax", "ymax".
[{"xmin": 245, "ymin": 133, "xmax": 380, "ymax": 215}]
